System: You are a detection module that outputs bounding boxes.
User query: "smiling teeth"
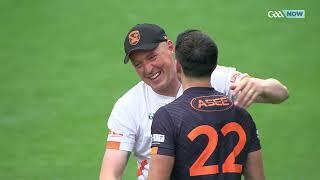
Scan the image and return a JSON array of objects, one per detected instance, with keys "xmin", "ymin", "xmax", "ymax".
[{"xmin": 150, "ymin": 73, "xmax": 160, "ymax": 79}]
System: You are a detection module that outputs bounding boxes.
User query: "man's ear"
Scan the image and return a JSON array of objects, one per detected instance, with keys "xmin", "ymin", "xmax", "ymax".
[{"xmin": 167, "ymin": 40, "xmax": 175, "ymax": 53}]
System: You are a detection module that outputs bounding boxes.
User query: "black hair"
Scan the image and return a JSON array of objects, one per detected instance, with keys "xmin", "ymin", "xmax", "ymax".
[{"xmin": 175, "ymin": 29, "xmax": 218, "ymax": 78}]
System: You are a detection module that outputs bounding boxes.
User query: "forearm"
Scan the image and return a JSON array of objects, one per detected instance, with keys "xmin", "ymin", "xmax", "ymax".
[
  {"xmin": 148, "ymin": 155, "xmax": 174, "ymax": 180},
  {"xmin": 243, "ymin": 150, "xmax": 265, "ymax": 180},
  {"xmin": 99, "ymin": 172, "xmax": 121, "ymax": 180},
  {"xmin": 100, "ymin": 165, "xmax": 122, "ymax": 180},
  {"xmin": 255, "ymin": 78, "xmax": 289, "ymax": 104},
  {"xmin": 99, "ymin": 149, "xmax": 130, "ymax": 180}
]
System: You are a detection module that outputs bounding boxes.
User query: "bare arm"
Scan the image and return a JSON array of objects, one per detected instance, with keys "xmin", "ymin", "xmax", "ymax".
[
  {"xmin": 148, "ymin": 154, "xmax": 174, "ymax": 180},
  {"xmin": 243, "ymin": 150, "xmax": 265, "ymax": 180},
  {"xmin": 254, "ymin": 78, "xmax": 289, "ymax": 103},
  {"xmin": 99, "ymin": 149, "xmax": 130, "ymax": 180},
  {"xmin": 230, "ymin": 77, "xmax": 289, "ymax": 108}
]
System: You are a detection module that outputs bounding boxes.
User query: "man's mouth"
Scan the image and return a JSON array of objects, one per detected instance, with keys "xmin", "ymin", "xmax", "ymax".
[{"xmin": 149, "ymin": 72, "xmax": 161, "ymax": 80}]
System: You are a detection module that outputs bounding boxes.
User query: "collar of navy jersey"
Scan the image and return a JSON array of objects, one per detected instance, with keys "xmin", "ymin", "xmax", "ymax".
[
  {"xmin": 183, "ymin": 87, "xmax": 217, "ymax": 94},
  {"xmin": 151, "ymin": 85, "xmax": 183, "ymax": 100}
]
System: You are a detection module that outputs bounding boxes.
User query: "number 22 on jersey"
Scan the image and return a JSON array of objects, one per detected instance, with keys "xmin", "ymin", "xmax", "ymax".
[{"xmin": 187, "ymin": 122, "xmax": 246, "ymax": 176}]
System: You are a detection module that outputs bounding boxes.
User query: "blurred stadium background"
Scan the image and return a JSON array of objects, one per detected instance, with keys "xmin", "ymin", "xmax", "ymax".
[{"xmin": 0, "ymin": 0, "xmax": 319, "ymax": 179}]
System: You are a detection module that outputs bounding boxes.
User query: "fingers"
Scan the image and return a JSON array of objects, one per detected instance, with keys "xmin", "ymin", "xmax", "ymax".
[
  {"xmin": 233, "ymin": 79, "xmax": 251, "ymax": 103},
  {"xmin": 240, "ymin": 89, "xmax": 255, "ymax": 108},
  {"xmin": 231, "ymin": 79, "xmax": 247, "ymax": 97},
  {"xmin": 243, "ymin": 91, "xmax": 258, "ymax": 108},
  {"xmin": 229, "ymin": 83, "xmax": 237, "ymax": 90},
  {"xmin": 233, "ymin": 78, "xmax": 264, "ymax": 108},
  {"xmin": 235, "ymin": 81, "xmax": 256, "ymax": 107}
]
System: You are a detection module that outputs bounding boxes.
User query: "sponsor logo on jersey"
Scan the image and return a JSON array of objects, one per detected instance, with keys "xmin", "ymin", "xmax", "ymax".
[
  {"xmin": 152, "ymin": 134, "xmax": 165, "ymax": 144},
  {"xmin": 190, "ymin": 95, "xmax": 233, "ymax": 112}
]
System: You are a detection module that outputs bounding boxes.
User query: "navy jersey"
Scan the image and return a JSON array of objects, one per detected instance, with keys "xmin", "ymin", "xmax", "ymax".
[{"xmin": 151, "ymin": 87, "xmax": 261, "ymax": 180}]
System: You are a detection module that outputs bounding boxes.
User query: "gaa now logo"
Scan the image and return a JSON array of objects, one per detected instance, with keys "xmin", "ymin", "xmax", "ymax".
[{"xmin": 267, "ymin": 10, "xmax": 305, "ymax": 18}]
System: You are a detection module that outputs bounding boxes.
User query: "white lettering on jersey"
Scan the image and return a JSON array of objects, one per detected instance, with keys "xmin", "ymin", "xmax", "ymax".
[{"xmin": 152, "ymin": 134, "xmax": 165, "ymax": 144}]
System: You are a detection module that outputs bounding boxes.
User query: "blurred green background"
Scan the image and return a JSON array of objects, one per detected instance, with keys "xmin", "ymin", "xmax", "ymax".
[{"xmin": 0, "ymin": 0, "xmax": 319, "ymax": 179}]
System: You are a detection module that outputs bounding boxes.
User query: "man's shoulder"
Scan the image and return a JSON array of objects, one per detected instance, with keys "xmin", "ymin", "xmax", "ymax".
[
  {"xmin": 231, "ymin": 105, "xmax": 253, "ymax": 125},
  {"xmin": 108, "ymin": 81, "xmax": 150, "ymax": 128},
  {"xmin": 113, "ymin": 82, "xmax": 147, "ymax": 114},
  {"xmin": 153, "ymin": 100, "xmax": 178, "ymax": 120},
  {"xmin": 113, "ymin": 81, "xmax": 148, "ymax": 110},
  {"xmin": 164, "ymin": 96, "xmax": 184, "ymax": 110},
  {"xmin": 213, "ymin": 65, "xmax": 236, "ymax": 73},
  {"xmin": 159, "ymin": 95, "xmax": 188, "ymax": 122},
  {"xmin": 232, "ymin": 103, "xmax": 250, "ymax": 115}
]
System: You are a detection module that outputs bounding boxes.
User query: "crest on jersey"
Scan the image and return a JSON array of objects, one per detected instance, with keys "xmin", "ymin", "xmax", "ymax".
[
  {"xmin": 190, "ymin": 95, "xmax": 233, "ymax": 112},
  {"xmin": 148, "ymin": 113, "xmax": 154, "ymax": 121}
]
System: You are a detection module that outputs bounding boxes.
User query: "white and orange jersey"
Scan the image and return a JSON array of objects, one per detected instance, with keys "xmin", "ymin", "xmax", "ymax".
[
  {"xmin": 211, "ymin": 65, "xmax": 249, "ymax": 98},
  {"xmin": 106, "ymin": 65, "xmax": 248, "ymax": 180}
]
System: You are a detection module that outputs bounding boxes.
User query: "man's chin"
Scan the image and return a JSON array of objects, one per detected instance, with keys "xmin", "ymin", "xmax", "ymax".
[
  {"xmin": 150, "ymin": 84, "xmax": 163, "ymax": 91},
  {"xmin": 150, "ymin": 83, "xmax": 166, "ymax": 93},
  {"xmin": 146, "ymin": 78, "xmax": 164, "ymax": 89}
]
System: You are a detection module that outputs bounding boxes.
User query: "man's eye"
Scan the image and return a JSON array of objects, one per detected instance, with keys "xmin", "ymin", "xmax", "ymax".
[
  {"xmin": 150, "ymin": 55, "xmax": 157, "ymax": 60},
  {"xmin": 135, "ymin": 63, "xmax": 141, "ymax": 68}
]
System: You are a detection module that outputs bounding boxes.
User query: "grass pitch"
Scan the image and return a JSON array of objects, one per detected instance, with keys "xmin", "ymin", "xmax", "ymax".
[{"xmin": 0, "ymin": 0, "xmax": 319, "ymax": 179}]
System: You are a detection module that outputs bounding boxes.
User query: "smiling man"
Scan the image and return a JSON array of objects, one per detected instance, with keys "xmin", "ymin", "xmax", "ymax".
[{"xmin": 99, "ymin": 23, "xmax": 288, "ymax": 180}]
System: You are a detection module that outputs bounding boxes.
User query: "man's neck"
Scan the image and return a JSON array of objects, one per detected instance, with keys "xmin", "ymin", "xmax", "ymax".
[
  {"xmin": 153, "ymin": 79, "xmax": 182, "ymax": 97},
  {"xmin": 181, "ymin": 76, "xmax": 211, "ymax": 91}
]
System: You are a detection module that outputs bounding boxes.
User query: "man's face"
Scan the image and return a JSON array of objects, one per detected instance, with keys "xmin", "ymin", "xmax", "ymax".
[{"xmin": 130, "ymin": 41, "xmax": 178, "ymax": 95}]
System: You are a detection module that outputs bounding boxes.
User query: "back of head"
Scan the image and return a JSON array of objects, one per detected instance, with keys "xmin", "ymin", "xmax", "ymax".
[{"xmin": 175, "ymin": 30, "xmax": 218, "ymax": 78}]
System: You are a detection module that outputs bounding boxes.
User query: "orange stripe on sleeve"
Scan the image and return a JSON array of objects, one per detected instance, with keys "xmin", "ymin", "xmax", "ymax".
[
  {"xmin": 106, "ymin": 141, "xmax": 120, "ymax": 150},
  {"xmin": 151, "ymin": 147, "xmax": 158, "ymax": 155}
]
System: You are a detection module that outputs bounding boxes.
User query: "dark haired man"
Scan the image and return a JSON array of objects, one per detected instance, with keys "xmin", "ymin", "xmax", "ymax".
[
  {"xmin": 149, "ymin": 30, "xmax": 265, "ymax": 180},
  {"xmin": 100, "ymin": 24, "xmax": 285, "ymax": 180}
]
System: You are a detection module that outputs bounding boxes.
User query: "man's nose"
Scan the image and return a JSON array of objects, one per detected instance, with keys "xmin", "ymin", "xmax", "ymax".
[{"xmin": 144, "ymin": 62, "xmax": 153, "ymax": 74}]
